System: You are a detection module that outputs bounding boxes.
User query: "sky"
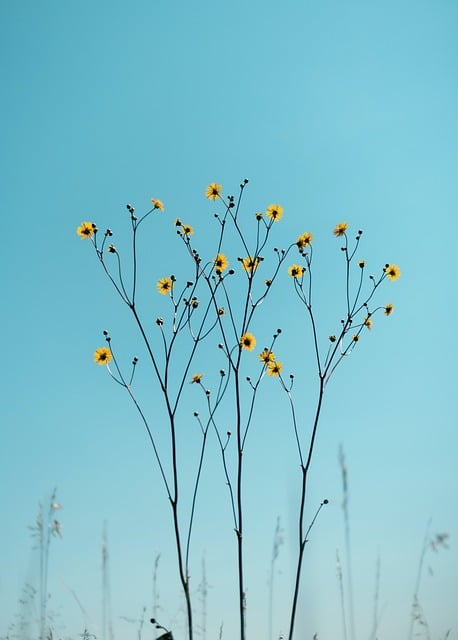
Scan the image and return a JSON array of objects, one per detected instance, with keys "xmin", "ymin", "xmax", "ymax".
[{"xmin": 1, "ymin": 0, "xmax": 457, "ymax": 639}]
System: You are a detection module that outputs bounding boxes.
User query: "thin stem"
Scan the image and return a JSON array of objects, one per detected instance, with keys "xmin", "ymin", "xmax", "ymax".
[{"xmin": 288, "ymin": 377, "xmax": 325, "ymax": 640}]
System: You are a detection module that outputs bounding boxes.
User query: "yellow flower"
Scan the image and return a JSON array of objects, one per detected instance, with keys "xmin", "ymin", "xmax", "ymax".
[
  {"xmin": 151, "ymin": 198, "xmax": 164, "ymax": 212},
  {"xmin": 214, "ymin": 253, "xmax": 229, "ymax": 274},
  {"xmin": 385, "ymin": 264, "xmax": 401, "ymax": 281},
  {"xmin": 267, "ymin": 360, "xmax": 282, "ymax": 376},
  {"xmin": 288, "ymin": 264, "xmax": 305, "ymax": 278},
  {"xmin": 206, "ymin": 182, "xmax": 222, "ymax": 200},
  {"xmin": 240, "ymin": 332, "xmax": 256, "ymax": 351},
  {"xmin": 241, "ymin": 256, "xmax": 260, "ymax": 273},
  {"xmin": 258, "ymin": 348, "xmax": 275, "ymax": 364},
  {"xmin": 384, "ymin": 303, "xmax": 394, "ymax": 316},
  {"xmin": 296, "ymin": 232, "xmax": 313, "ymax": 249},
  {"xmin": 93, "ymin": 347, "xmax": 112, "ymax": 365},
  {"xmin": 157, "ymin": 277, "xmax": 173, "ymax": 295},
  {"xmin": 77, "ymin": 222, "xmax": 95, "ymax": 239},
  {"xmin": 266, "ymin": 204, "xmax": 284, "ymax": 222},
  {"xmin": 190, "ymin": 373, "xmax": 204, "ymax": 384},
  {"xmin": 181, "ymin": 224, "xmax": 194, "ymax": 236},
  {"xmin": 364, "ymin": 316, "xmax": 373, "ymax": 330},
  {"xmin": 333, "ymin": 222, "xmax": 348, "ymax": 237}
]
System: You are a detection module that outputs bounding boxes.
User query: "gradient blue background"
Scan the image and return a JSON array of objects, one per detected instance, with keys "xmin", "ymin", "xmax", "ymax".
[{"xmin": 1, "ymin": 1, "xmax": 457, "ymax": 638}]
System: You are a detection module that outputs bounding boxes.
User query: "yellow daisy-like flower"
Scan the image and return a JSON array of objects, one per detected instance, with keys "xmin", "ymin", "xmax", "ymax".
[
  {"xmin": 157, "ymin": 277, "xmax": 173, "ymax": 295},
  {"xmin": 385, "ymin": 264, "xmax": 401, "ymax": 281},
  {"xmin": 333, "ymin": 222, "xmax": 348, "ymax": 237},
  {"xmin": 241, "ymin": 256, "xmax": 260, "ymax": 273},
  {"xmin": 181, "ymin": 224, "xmax": 194, "ymax": 236},
  {"xmin": 364, "ymin": 316, "xmax": 373, "ymax": 330},
  {"xmin": 77, "ymin": 222, "xmax": 95, "ymax": 239},
  {"xmin": 206, "ymin": 182, "xmax": 222, "ymax": 201},
  {"xmin": 384, "ymin": 303, "xmax": 394, "ymax": 316},
  {"xmin": 214, "ymin": 253, "xmax": 229, "ymax": 274},
  {"xmin": 151, "ymin": 198, "xmax": 164, "ymax": 212},
  {"xmin": 267, "ymin": 360, "xmax": 282, "ymax": 376},
  {"xmin": 240, "ymin": 332, "xmax": 256, "ymax": 351},
  {"xmin": 266, "ymin": 204, "xmax": 284, "ymax": 222},
  {"xmin": 93, "ymin": 347, "xmax": 112, "ymax": 365},
  {"xmin": 296, "ymin": 232, "xmax": 313, "ymax": 249},
  {"xmin": 190, "ymin": 373, "xmax": 204, "ymax": 384},
  {"xmin": 288, "ymin": 264, "xmax": 305, "ymax": 278},
  {"xmin": 258, "ymin": 348, "xmax": 275, "ymax": 364}
]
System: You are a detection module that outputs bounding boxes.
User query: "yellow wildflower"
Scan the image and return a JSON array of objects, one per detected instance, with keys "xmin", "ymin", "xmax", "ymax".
[
  {"xmin": 241, "ymin": 256, "xmax": 260, "ymax": 273},
  {"xmin": 333, "ymin": 222, "xmax": 348, "ymax": 237},
  {"xmin": 77, "ymin": 222, "xmax": 95, "ymax": 239},
  {"xmin": 288, "ymin": 264, "xmax": 305, "ymax": 278},
  {"xmin": 258, "ymin": 349, "xmax": 275, "ymax": 364},
  {"xmin": 93, "ymin": 347, "xmax": 112, "ymax": 365},
  {"xmin": 214, "ymin": 253, "xmax": 229, "ymax": 274},
  {"xmin": 384, "ymin": 303, "xmax": 394, "ymax": 316},
  {"xmin": 151, "ymin": 198, "xmax": 164, "ymax": 212},
  {"xmin": 364, "ymin": 316, "xmax": 373, "ymax": 330},
  {"xmin": 267, "ymin": 361, "xmax": 282, "ymax": 376},
  {"xmin": 181, "ymin": 224, "xmax": 194, "ymax": 236},
  {"xmin": 190, "ymin": 373, "xmax": 204, "ymax": 384},
  {"xmin": 385, "ymin": 264, "xmax": 401, "ymax": 281},
  {"xmin": 240, "ymin": 333, "xmax": 256, "ymax": 351},
  {"xmin": 296, "ymin": 232, "xmax": 313, "ymax": 249},
  {"xmin": 266, "ymin": 204, "xmax": 284, "ymax": 222},
  {"xmin": 206, "ymin": 182, "xmax": 222, "ymax": 200},
  {"xmin": 157, "ymin": 277, "xmax": 173, "ymax": 295}
]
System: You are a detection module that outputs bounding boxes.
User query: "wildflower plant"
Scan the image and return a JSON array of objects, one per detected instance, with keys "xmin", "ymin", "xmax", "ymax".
[{"xmin": 77, "ymin": 179, "xmax": 400, "ymax": 640}]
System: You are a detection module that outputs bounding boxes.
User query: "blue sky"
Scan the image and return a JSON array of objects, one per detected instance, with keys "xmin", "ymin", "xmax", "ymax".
[{"xmin": 1, "ymin": 1, "xmax": 457, "ymax": 638}]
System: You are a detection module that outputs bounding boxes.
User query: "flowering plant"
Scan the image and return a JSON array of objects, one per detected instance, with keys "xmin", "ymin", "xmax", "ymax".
[{"xmin": 78, "ymin": 180, "xmax": 399, "ymax": 640}]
